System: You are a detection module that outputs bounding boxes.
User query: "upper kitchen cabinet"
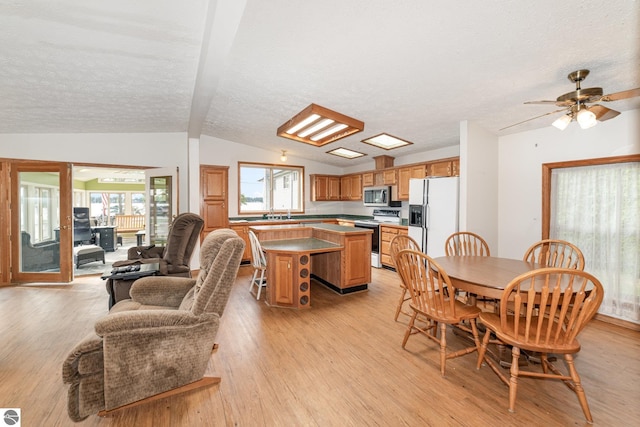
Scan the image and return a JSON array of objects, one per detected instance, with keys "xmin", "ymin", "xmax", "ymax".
[
  {"xmin": 426, "ymin": 159, "xmax": 459, "ymax": 177},
  {"xmin": 362, "ymin": 172, "xmax": 374, "ymax": 187},
  {"xmin": 311, "ymin": 174, "xmax": 341, "ymax": 201},
  {"xmin": 340, "ymin": 174, "xmax": 362, "ymax": 201},
  {"xmin": 382, "ymin": 169, "xmax": 397, "ymax": 185},
  {"xmin": 397, "ymin": 164, "xmax": 426, "ymax": 200}
]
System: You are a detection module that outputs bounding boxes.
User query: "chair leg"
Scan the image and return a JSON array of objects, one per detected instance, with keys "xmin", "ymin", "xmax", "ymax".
[
  {"xmin": 565, "ymin": 354, "xmax": 594, "ymax": 424},
  {"xmin": 249, "ymin": 269, "xmax": 259, "ymax": 293},
  {"xmin": 439, "ymin": 322, "xmax": 447, "ymax": 377},
  {"xmin": 394, "ymin": 288, "xmax": 407, "ymax": 321},
  {"xmin": 508, "ymin": 346, "xmax": 521, "ymax": 413},
  {"xmin": 255, "ymin": 269, "xmax": 265, "ymax": 300},
  {"xmin": 402, "ymin": 310, "xmax": 418, "ymax": 348}
]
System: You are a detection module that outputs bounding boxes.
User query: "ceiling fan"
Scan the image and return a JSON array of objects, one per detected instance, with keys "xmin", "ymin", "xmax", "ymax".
[{"xmin": 502, "ymin": 69, "xmax": 640, "ymax": 131}]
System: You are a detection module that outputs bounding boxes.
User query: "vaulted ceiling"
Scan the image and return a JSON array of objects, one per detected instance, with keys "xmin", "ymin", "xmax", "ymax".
[{"xmin": 2, "ymin": 0, "xmax": 639, "ymax": 167}]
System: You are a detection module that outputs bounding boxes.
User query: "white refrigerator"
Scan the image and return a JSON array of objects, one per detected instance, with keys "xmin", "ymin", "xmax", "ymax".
[{"xmin": 407, "ymin": 177, "xmax": 459, "ymax": 257}]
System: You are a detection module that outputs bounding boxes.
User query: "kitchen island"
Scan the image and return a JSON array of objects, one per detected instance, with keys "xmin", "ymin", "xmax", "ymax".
[{"xmin": 249, "ymin": 223, "xmax": 372, "ymax": 309}]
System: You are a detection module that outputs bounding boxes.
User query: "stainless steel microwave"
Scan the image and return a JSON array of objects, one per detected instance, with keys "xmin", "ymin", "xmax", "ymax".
[{"xmin": 363, "ymin": 186, "xmax": 391, "ymax": 207}]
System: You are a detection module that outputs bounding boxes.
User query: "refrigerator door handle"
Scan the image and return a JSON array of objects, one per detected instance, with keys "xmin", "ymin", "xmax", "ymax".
[{"xmin": 425, "ymin": 205, "xmax": 430, "ymax": 229}]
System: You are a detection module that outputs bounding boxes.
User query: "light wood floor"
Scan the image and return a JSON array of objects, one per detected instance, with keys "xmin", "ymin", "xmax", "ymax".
[{"xmin": 1, "ymin": 266, "xmax": 638, "ymax": 426}]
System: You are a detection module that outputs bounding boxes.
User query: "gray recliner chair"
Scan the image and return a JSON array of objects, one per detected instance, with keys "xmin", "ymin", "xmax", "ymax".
[
  {"xmin": 105, "ymin": 212, "xmax": 204, "ymax": 306},
  {"xmin": 62, "ymin": 228, "xmax": 245, "ymax": 422},
  {"xmin": 20, "ymin": 231, "xmax": 60, "ymax": 272}
]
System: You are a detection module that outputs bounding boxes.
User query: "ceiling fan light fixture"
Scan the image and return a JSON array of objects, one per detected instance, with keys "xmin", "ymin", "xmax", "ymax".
[
  {"xmin": 577, "ymin": 107, "xmax": 597, "ymax": 129},
  {"xmin": 552, "ymin": 114, "xmax": 572, "ymax": 130},
  {"xmin": 277, "ymin": 104, "xmax": 364, "ymax": 147}
]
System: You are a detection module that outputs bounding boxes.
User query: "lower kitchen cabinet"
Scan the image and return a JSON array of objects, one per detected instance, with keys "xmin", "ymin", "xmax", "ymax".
[{"xmin": 380, "ymin": 225, "xmax": 408, "ymax": 268}]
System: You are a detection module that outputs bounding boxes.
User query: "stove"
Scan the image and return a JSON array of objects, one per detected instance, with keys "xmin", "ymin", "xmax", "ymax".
[{"xmin": 355, "ymin": 209, "xmax": 401, "ymax": 267}]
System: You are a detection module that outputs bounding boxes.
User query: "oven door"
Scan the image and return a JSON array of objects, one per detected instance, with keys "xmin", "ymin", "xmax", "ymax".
[{"xmin": 354, "ymin": 222, "xmax": 380, "ymax": 267}]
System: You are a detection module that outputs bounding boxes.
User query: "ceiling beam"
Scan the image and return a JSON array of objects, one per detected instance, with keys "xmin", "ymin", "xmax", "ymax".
[{"xmin": 188, "ymin": 0, "xmax": 247, "ymax": 139}]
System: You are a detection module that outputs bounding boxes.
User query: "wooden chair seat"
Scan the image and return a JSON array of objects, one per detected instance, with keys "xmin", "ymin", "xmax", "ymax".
[{"xmin": 479, "ymin": 312, "xmax": 581, "ymax": 354}]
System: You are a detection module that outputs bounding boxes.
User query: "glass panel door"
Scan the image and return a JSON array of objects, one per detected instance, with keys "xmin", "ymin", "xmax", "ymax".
[
  {"xmin": 145, "ymin": 167, "xmax": 178, "ymax": 246},
  {"xmin": 11, "ymin": 162, "xmax": 72, "ymax": 282}
]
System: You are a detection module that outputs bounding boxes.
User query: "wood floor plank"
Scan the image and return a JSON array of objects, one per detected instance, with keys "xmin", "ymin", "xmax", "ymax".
[{"xmin": 0, "ymin": 265, "xmax": 638, "ymax": 426}]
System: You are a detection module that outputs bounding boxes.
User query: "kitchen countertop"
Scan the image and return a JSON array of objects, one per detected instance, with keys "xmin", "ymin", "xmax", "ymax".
[
  {"xmin": 250, "ymin": 223, "xmax": 373, "ymax": 234},
  {"xmin": 230, "ymin": 215, "xmax": 409, "ymax": 227}
]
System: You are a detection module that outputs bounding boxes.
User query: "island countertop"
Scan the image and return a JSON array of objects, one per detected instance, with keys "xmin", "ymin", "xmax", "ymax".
[{"xmin": 250, "ymin": 222, "xmax": 371, "ymax": 234}]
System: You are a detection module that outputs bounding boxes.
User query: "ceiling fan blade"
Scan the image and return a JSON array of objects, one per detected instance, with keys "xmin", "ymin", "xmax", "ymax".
[
  {"xmin": 600, "ymin": 87, "xmax": 640, "ymax": 102},
  {"xmin": 589, "ymin": 104, "xmax": 621, "ymax": 122},
  {"xmin": 500, "ymin": 108, "xmax": 569, "ymax": 131},
  {"xmin": 524, "ymin": 100, "xmax": 558, "ymax": 105}
]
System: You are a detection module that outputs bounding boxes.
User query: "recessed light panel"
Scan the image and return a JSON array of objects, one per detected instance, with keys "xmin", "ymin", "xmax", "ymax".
[
  {"xmin": 361, "ymin": 133, "xmax": 413, "ymax": 150},
  {"xmin": 327, "ymin": 147, "xmax": 366, "ymax": 159}
]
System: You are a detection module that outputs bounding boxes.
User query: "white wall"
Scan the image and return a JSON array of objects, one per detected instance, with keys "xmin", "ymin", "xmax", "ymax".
[
  {"xmin": 497, "ymin": 108, "xmax": 640, "ymax": 258},
  {"xmin": 0, "ymin": 132, "xmax": 191, "ymax": 211},
  {"xmin": 460, "ymin": 121, "xmax": 499, "ymax": 252}
]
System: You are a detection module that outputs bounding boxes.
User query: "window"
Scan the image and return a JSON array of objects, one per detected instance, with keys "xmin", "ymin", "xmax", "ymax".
[
  {"xmin": 543, "ymin": 155, "xmax": 640, "ymax": 325},
  {"xmin": 239, "ymin": 162, "xmax": 304, "ymax": 214},
  {"xmin": 20, "ymin": 181, "xmax": 60, "ymax": 244}
]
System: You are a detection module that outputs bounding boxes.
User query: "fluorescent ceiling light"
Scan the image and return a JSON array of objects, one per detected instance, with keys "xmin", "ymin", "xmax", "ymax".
[
  {"xmin": 361, "ymin": 133, "xmax": 413, "ymax": 150},
  {"xmin": 277, "ymin": 104, "xmax": 364, "ymax": 147},
  {"xmin": 311, "ymin": 123, "xmax": 348, "ymax": 141},
  {"xmin": 298, "ymin": 118, "xmax": 334, "ymax": 137},
  {"xmin": 326, "ymin": 147, "xmax": 366, "ymax": 159},
  {"xmin": 286, "ymin": 114, "xmax": 320, "ymax": 134}
]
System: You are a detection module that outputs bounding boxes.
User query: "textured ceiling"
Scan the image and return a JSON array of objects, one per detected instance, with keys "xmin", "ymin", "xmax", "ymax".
[{"xmin": 1, "ymin": 0, "xmax": 639, "ymax": 168}]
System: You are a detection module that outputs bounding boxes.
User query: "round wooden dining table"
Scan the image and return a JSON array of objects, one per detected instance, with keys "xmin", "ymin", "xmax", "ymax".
[{"xmin": 431, "ymin": 256, "xmax": 540, "ymax": 300}]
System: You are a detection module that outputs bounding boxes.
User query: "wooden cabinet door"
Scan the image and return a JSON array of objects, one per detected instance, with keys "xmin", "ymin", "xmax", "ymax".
[
  {"xmin": 427, "ymin": 161, "xmax": 452, "ymax": 177},
  {"xmin": 343, "ymin": 234, "xmax": 371, "ymax": 286},
  {"xmin": 451, "ymin": 159, "xmax": 460, "ymax": 176},
  {"xmin": 382, "ymin": 169, "xmax": 397, "ymax": 185},
  {"xmin": 270, "ymin": 253, "xmax": 294, "ymax": 305},
  {"xmin": 229, "ymin": 224, "xmax": 251, "ymax": 262},
  {"xmin": 200, "ymin": 165, "xmax": 229, "ymax": 239},
  {"xmin": 340, "ymin": 175, "xmax": 350, "ymax": 200},
  {"xmin": 362, "ymin": 172, "xmax": 374, "ymax": 187},
  {"xmin": 311, "ymin": 175, "xmax": 328, "ymax": 201},
  {"xmin": 328, "ymin": 176, "xmax": 341, "ymax": 200},
  {"xmin": 348, "ymin": 174, "xmax": 362, "ymax": 200},
  {"xmin": 397, "ymin": 165, "xmax": 426, "ymax": 200}
]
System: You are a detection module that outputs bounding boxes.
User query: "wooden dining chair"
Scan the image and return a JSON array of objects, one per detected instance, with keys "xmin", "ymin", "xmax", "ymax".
[
  {"xmin": 445, "ymin": 231, "xmax": 492, "ymax": 306},
  {"xmin": 444, "ymin": 231, "xmax": 491, "ymax": 257},
  {"xmin": 523, "ymin": 239, "xmax": 585, "ymax": 270},
  {"xmin": 248, "ymin": 230, "xmax": 267, "ymax": 300},
  {"xmin": 389, "ymin": 234, "xmax": 420, "ymax": 321},
  {"xmin": 476, "ymin": 267, "xmax": 604, "ymax": 423},
  {"xmin": 395, "ymin": 249, "xmax": 481, "ymax": 377}
]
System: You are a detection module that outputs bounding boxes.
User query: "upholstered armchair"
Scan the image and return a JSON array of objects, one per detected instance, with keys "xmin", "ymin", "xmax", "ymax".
[
  {"xmin": 21, "ymin": 231, "xmax": 60, "ymax": 271},
  {"xmin": 62, "ymin": 228, "xmax": 245, "ymax": 422},
  {"xmin": 106, "ymin": 212, "xmax": 204, "ymax": 306}
]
